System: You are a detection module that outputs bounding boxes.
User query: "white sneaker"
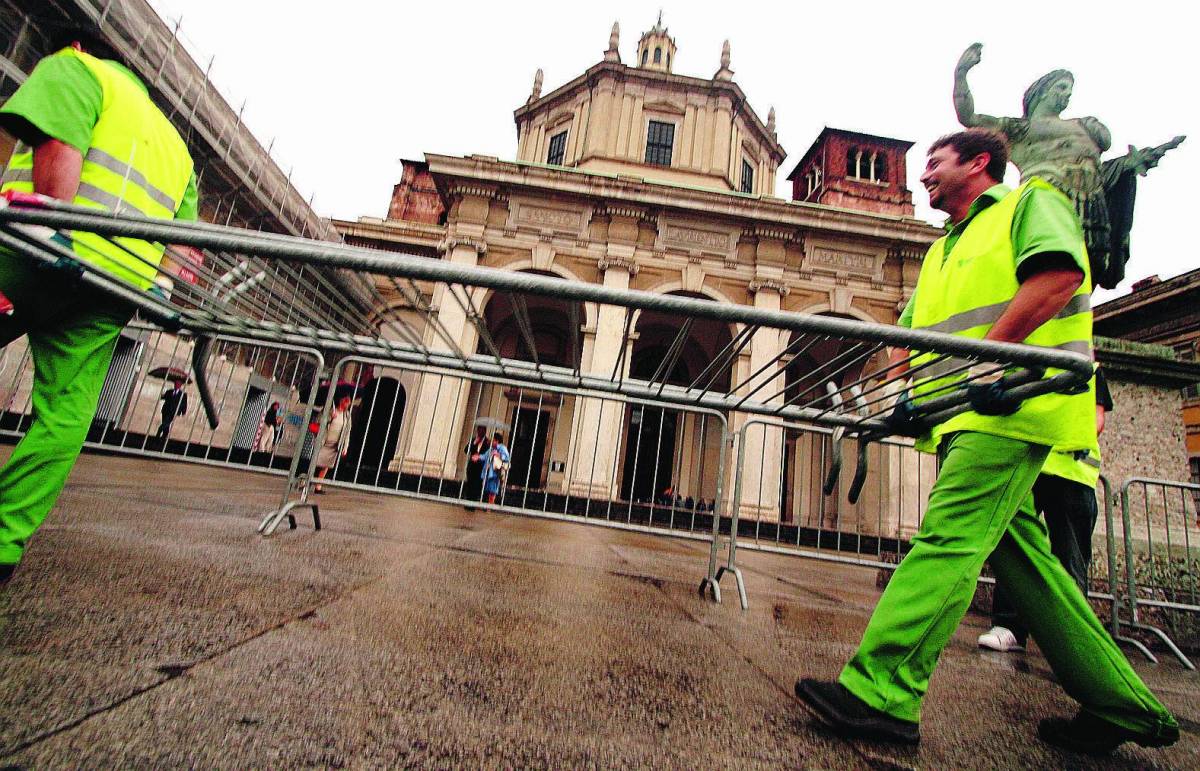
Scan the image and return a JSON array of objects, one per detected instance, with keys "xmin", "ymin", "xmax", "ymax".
[{"xmin": 978, "ymin": 626, "xmax": 1024, "ymax": 652}]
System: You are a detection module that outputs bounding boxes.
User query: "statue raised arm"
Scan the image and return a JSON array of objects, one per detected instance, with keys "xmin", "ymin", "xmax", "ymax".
[{"xmin": 953, "ymin": 43, "xmax": 1005, "ymax": 132}]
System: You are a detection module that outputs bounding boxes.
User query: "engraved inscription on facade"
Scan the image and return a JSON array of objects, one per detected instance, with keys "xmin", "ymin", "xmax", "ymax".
[
  {"xmin": 662, "ymin": 225, "xmax": 731, "ymax": 252},
  {"xmin": 518, "ymin": 205, "xmax": 581, "ymax": 230},
  {"xmin": 808, "ymin": 246, "xmax": 878, "ymax": 274}
]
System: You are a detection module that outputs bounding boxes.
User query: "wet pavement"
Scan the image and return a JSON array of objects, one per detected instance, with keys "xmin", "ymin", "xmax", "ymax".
[{"xmin": 0, "ymin": 450, "xmax": 1197, "ymax": 769}]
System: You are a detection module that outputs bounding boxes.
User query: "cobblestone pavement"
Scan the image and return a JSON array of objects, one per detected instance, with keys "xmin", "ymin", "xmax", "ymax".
[{"xmin": 0, "ymin": 450, "xmax": 1196, "ymax": 768}]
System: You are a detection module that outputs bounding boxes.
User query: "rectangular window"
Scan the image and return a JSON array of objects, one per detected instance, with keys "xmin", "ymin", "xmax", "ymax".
[
  {"xmin": 644, "ymin": 121, "xmax": 674, "ymax": 166},
  {"xmin": 546, "ymin": 131, "xmax": 568, "ymax": 166},
  {"xmin": 741, "ymin": 159, "xmax": 755, "ymax": 193}
]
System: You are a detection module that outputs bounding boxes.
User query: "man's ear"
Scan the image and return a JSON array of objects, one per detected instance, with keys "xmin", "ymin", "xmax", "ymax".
[{"xmin": 969, "ymin": 151, "xmax": 992, "ymax": 178}]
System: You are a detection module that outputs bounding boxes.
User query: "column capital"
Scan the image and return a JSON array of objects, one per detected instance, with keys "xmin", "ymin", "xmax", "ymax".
[
  {"xmin": 440, "ymin": 237, "xmax": 488, "ymax": 257},
  {"xmin": 598, "ymin": 255, "xmax": 640, "ymax": 275},
  {"xmin": 748, "ymin": 277, "xmax": 789, "ymax": 296}
]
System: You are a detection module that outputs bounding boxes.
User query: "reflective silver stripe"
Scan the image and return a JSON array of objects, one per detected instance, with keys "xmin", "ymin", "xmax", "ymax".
[
  {"xmin": 921, "ymin": 356, "xmax": 971, "ymax": 381},
  {"xmin": 920, "ymin": 340, "xmax": 1092, "ymax": 381},
  {"xmin": 0, "ymin": 168, "xmax": 32, "ymax": 185},
  {"xmin": 83, "ymin": 147, "xmax": 178, "ymax": 211},
  {"xmin": 921, "ymin": 300, "xmax": 1010, "ymax": 334},
  {"xmin": 1081, "ymin": 453, "xmax": 1102, "ymax": 469},
  {"xmin": 918, "ymin": 294, "xmax": 1090, "ymax": 336},
  {"xmin": 1055, "ymin": 293, "xmax": 1091, "ymax": 320},
  {"xmin": 75, "ymin": 181, "xmax": 155, "ymax": 216}
]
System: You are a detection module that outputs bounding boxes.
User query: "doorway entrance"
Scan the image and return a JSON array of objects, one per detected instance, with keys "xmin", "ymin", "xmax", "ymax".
[
  {"xmin": 620, "ymin": 405, "xmax": 678, "ymax": 502},
  {"xmin": 508, "ymin": 406, "xmax": 550, "ymax": 489}
]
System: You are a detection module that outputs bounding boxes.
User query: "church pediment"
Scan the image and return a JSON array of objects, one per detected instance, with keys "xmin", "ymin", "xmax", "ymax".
[{"xmin": 642, "ymin": 99, "xmax": 685, "ymax": 116}]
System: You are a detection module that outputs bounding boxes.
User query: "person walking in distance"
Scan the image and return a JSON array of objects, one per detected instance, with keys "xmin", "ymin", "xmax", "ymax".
[
  {"xmin": 312, "ymin": 386, "xmax": 354, "ymax": 494},
  {"xmin": 480, "ymin": 432, "xmax": 510, "ymax": 505},
  {"xmin": 0, "ymin": 26, "xmax": 198, "ymax": 588},
  {"xmin": 793, "ymin": 129, "xmax": 1178, "ymax": 755},
  {"xmin": 463, "ymin": 425, "xmax": 488, "ymax": 509},
  {"xmin": 156, "ymin": 376, "xmax": 188, "ymax": 439}
]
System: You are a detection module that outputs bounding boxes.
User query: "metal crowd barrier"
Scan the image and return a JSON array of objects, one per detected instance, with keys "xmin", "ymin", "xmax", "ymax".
[
  {"xmin": 0, "ymin": 323, "xmax": 324, "ymax": 488},
  {"xmin": 1111, "ymin": 477, "xmax": 1200, "ymax": 669},
  {"xmin": 0, "ymin": 198, "xmax": 1097, "ymax": 604}
]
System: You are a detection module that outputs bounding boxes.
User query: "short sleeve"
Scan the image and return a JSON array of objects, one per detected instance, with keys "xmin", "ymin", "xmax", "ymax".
[
  {"xmin": 174, "ymin": 173, "xmax": 199, "ymax": 221},
  {"xmin": 1011, "ymin": 185, "xmax": 1088, "ymax": 283},
  {"xmin": 0, "ymin": 53, "xmax": 102, "ymax": 153}
]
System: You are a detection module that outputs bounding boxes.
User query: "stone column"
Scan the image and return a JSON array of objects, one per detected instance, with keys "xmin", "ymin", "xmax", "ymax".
[
  {"xmin": 733, "ymin": 229, "xmax": 792, "ymax": 521},
  {"xmin": 394, "ymin": 236, "xmax": 487, "ymax": 478},
  {"xmin": 563, "ymin": 249, "xmax": 638, "ymax": 498}
]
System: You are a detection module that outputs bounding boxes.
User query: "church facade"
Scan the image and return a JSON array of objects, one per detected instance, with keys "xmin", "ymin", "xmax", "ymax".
[{"xmin": 334, "ymin": 19, "xmax": 941, "ymax": 527}]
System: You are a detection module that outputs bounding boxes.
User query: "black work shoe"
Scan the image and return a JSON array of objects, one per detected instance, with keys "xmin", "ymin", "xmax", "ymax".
[
  {"xmin": 795, "ymin": 678, "xmax": 920, "ymax": 745},
  {"xmin": 1038, "ymin": 711, "xmax": 1179, "ymax": 755}
]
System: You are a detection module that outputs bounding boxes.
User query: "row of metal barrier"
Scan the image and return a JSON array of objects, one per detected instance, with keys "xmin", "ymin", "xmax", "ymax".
[
  {"xmin": 3, "ymin": 199, "xmax": 1191, "ymax": 664},
  {"xmin": 3, "ymin": 324, "xmax": 1195, "ymax": 668}
]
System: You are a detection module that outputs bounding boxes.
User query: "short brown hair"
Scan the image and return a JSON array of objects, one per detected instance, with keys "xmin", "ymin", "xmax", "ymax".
[{"xmin": 929, "ymin": 129, "xmax": 1009, "ymax": 182}]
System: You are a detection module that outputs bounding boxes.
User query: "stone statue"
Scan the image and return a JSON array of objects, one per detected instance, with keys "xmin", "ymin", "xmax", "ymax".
[
  {"xmin": 721, "ymin": 39, "xmax": 731, "ymax": 70},
  {"xmin": 528, "ymin": 68, "xmax": 543, "ymax": 103},
  {"xmin": 953, "ymin": 42, "xmax": 1185, "ymax": 288},
  {"xmin": 609, "ymin": 21, "xmax": 620, "ymax": 53},
  {"xmin": 767, "ymin": 106, "xmax": 776, "ymax": 135}
]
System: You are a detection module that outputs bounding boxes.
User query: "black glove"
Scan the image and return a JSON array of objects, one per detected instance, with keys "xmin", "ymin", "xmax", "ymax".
[
  {"xmin": 883, "ymin": 395, "xmax": 923, "ymax": 437},
  {"xmin": 966, "ymin": 380, "xmax": 1020, "ymax": 416}
]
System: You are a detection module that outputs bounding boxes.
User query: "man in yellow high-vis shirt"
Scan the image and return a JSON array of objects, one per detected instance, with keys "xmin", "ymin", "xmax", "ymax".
[
  {"xmin": 0, "ymin": 27, "xmax": 197, "ymax": 587},
  {"xmin": 794, "ymin": 129, "xmax": 1177, "ymax": 755}
]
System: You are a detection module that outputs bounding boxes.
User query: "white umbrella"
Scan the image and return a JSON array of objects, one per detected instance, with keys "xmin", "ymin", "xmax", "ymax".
[{"xmin": 472, "ymin": 416, "xmax": 510, "ymax": 433}]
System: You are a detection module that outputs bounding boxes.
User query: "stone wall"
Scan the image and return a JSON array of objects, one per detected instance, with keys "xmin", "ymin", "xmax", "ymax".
[{"xmin": 1100, "ymin": 378, "xmax": 1190, "ymax": 486}]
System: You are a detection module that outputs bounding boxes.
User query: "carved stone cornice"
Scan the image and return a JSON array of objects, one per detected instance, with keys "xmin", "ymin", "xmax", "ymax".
[
  {"xmin": 445, "ymin": 182, "xmax": 501, "ymax": 200},
  {"xmin": 598, "ymin": 255, "xmax": 640, "ymax": 275},
  {"xmin": 752, "ymin": 224, "xmax": 797, "ymax": 243},
  {"xmin": 598, "ymin": 202, "xmax": 650, "ymax": 221},
  {"xmin": 888, "ymin": 244, "xmax": 925, "ymax": 261},
  {"xmin": 748, "ymin": 278, "xmax": 790, "ymax": 296}
]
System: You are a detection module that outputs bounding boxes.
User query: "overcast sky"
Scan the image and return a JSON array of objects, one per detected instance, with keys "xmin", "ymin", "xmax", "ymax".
[{"xmin": 147, "ymin": 0, "xmax": 1194, "ymax": 301}]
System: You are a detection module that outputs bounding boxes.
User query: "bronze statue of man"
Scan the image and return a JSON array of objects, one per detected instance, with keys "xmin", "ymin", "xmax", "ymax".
[{"xmin": 953, "ymin": 43, "xmax": 1184, "ymax": 288}]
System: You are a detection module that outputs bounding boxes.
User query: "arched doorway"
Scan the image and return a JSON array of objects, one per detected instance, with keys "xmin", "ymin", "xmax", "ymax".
[
  {"xmin": 345, "ymin": 376, "xmax": 406, "ymax": 484},
  {"xmin": 476, "ymin": 279, "xmax": 584, "ymax": 492},
  {"xmin": 621, "ymin": 293, "xmax": 733, "ymax": 503}
]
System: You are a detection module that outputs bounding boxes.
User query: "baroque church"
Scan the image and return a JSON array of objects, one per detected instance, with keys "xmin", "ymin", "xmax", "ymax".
[{"xmin": 333, "ymin": 18, "xmax": 941, "ymax": 526}]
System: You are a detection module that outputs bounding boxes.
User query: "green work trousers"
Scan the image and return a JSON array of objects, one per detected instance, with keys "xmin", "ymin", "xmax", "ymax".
[
  {"xmin": 0, "ymin": 250, "xmax": 131, "ymax": 566},
  {"xmin": 839, "ymin": 431, "xmax": 1177, "ymax": 738}
]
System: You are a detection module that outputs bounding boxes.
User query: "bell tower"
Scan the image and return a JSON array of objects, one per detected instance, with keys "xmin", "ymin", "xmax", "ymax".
[{"xmin": 636, "ymin": 13, "xmax": 676, "ymax": 73}]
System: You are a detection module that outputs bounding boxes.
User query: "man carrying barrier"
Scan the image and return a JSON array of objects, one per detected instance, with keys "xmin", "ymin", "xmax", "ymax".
[
  {"xmin": 794, "ymin": 129, "xmax": 1179, "ymax": 755},
  {"xmin": 0, "ymin": 26, "xmax": 198, "ymax": 588}
]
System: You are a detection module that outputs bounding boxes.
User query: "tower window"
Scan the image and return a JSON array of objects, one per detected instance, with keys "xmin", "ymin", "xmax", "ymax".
[
  {"xmin": 641, "ymin": 49, "xmax": 648, "ymax": 65},
  {"xmin": 654, "ymin": 47, "xmax": 662, "ymax": 63},
  {"xmin": 872, "ymin": 154, "xmax": 887, "ymax": 183},
  {"xmin": 645, "ymin": 120, "xmax": 674, "ymax": 166},
  {"xmin": 741, "ymin": 159, "xmax": 755, "ymax": 193},
  {"xmin": 666, "ymin": 53, "xmax": 671, "ymax": 69},
  {"xmin": 547, "ymin": 131, "xmax": 568, "ymax": 166},
  {"xmin": 847, "ymin": 147, "xmax": 887, "ymax": 183}
]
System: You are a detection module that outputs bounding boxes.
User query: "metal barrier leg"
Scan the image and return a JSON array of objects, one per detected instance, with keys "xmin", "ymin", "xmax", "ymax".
[
  {"xmin": 260, "ymin": 356, "xmax": 329, "ymax": 537},
  {"xmin": 702, "ymin": 427, "xmax": 747, "ymax": 609}
]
